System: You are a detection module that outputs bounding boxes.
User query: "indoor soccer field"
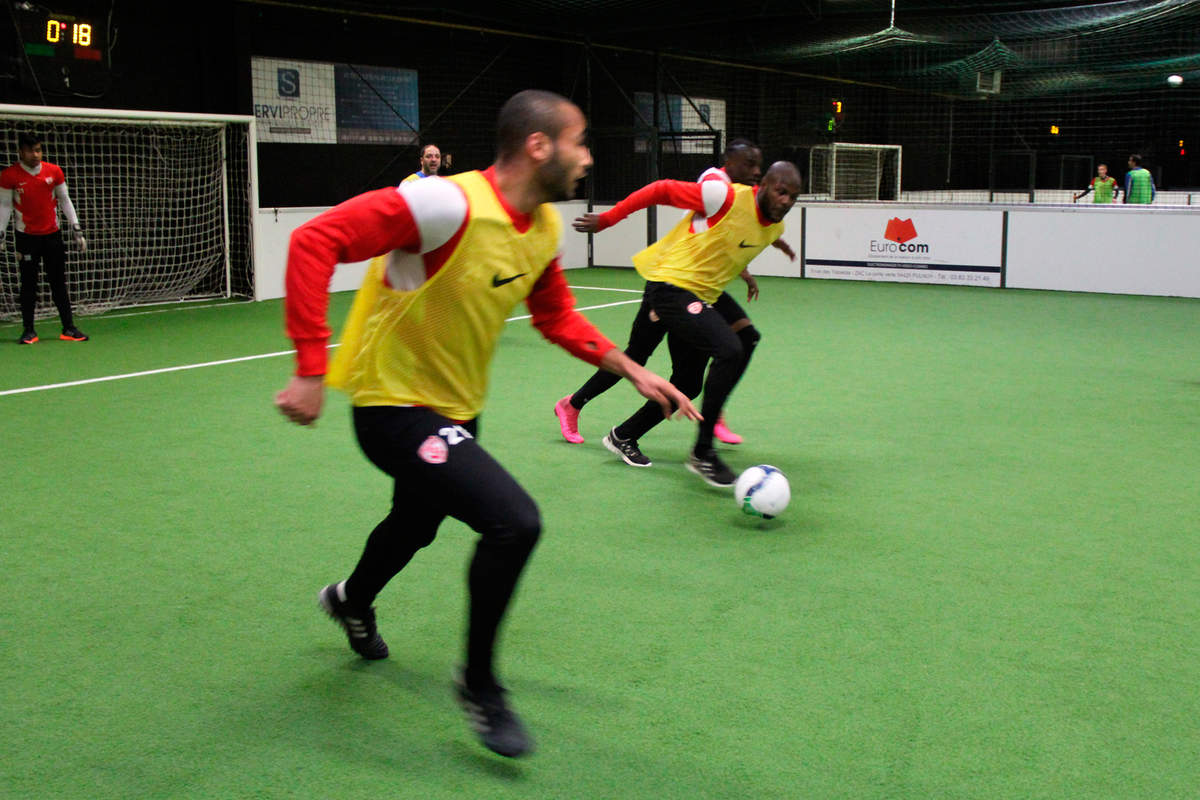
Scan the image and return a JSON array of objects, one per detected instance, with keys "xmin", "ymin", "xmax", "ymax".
[{"xmin": 2, "ymin": 267, "xmax": 1197, "ymax": 798}]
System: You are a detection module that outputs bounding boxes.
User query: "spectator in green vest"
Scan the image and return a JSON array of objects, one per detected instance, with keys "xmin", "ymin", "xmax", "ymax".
[
  {"xmin": 1123, "ymin": 154, "xmax": 1156, "ymax": 204},
  {"xmin": 1074, "ymin": 163, "xmax": 1120, "ymax": 204}
]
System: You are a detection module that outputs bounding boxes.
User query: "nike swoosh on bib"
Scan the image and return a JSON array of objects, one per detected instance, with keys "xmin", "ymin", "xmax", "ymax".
[
  {"xmin": 492, "ymin": 272, "xmax": 527, "ymax": 287},
  {"xmin": 738, "ymin": 241, "xmax": 755, "ymax": 248}
]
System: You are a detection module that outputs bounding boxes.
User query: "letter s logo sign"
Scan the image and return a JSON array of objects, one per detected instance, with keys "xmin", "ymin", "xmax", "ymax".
[{"xmin": 277, "ymin": 69, "xmax": 300, "ymax": 98}]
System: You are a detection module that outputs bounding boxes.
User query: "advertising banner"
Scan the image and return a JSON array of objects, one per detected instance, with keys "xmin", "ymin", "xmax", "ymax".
[
  {"xmin": 805, "ymin": 207, "xmax": 1004, "ymax": 287},
  {"xmin": 252, "ymin": 57, "xmax": 419, "ymax": 145}
]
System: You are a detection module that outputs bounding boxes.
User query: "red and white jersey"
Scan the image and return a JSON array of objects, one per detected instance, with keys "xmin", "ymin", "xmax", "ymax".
[{"xmin": 0, "ymin": 161, "xmax": 66, "ymax": 235}]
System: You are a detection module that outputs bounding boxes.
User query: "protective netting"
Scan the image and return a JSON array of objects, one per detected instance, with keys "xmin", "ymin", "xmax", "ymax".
[
  {"xmin": 227, "ymin": 2, "xmax": 1199, "ymax": 212},
  {"xmin": 0, "ymin": 111, "xmax": 253, "ymax": 321}
]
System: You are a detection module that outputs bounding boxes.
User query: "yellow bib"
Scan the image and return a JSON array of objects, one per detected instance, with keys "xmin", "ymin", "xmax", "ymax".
[
  {"xmin": 633, "ymin": 185, "xmax": 783, "ymax": 303},
  {"xmin": 327, "ymin": 171, "xmax": 560, "ymax": 420}
]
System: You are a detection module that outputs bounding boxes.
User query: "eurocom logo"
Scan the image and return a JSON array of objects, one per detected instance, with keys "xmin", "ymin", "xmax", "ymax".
[{"xmin": 871, "ymin": 217, "xmax": 929, "ymax": 254}]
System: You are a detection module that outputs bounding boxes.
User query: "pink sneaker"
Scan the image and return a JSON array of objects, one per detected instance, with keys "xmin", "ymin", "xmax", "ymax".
[
  {"xmin": 713, "ymin": 416, "xmax": 743, "ymax": 445},
  {"xmin": 554, "ymin": 396, "xmax": 585, "ymax": 443}
]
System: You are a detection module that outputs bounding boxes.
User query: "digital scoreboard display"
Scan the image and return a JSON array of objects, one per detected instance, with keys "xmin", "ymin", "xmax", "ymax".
[
  {"xmin": 20, "ymin": 11, "xmax": 103, "ymax": 62},
  {"xmin": 15, "ymin": 6, "xmax": 107, "ymax": 94}
]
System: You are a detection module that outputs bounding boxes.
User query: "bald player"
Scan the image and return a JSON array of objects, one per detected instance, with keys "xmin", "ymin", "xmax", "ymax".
[
  {"xmin": 276, "ymin": 90, "xmax": 698, "ymax": 758},
  {"xmin": 574, "ymin": 162, "xmax": 801, "ymax": 487},
  {"xmin": 554, "ymin": 139, "xmax": 795, "ymax": 447}
]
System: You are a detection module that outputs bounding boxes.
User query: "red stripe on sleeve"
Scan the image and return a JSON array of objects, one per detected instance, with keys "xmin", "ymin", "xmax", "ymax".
[
  {"xmin": 285, "ymin": 188, "xmax": 420, "ymax": 376},
  {"xmin": 525, "ymin": 258, "xmax": 616, "ymax": 366}
]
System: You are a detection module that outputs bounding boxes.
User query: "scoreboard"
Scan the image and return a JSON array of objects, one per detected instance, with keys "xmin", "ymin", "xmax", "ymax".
[{"xmin": 15, "ymin": 6, "xmax": 107, "ymax": 94}]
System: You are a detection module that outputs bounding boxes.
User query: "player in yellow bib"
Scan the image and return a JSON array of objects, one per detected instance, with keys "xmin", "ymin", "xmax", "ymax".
[
  {"xmin": 275, "ymin": 90, "xmax": 698, "ymax": 758},
  {"xmin": 573, "ymin": 161, "xmax": 801, "ymax": 487},
  {"xmin": 553, "ymin": 139, "xmax": 797, "ymax": 447}
]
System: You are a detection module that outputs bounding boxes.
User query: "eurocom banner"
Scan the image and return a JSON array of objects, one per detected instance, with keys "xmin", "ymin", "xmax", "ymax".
[{"xmin": 805, "ymin": 207, "xmax": 1004, "ymax": 287}]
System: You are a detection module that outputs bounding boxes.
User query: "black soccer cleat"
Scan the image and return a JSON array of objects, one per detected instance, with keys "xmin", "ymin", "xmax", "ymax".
[
  {"xmin": 686, "ymin": 449, "xmax": 736, "ymax": 488},
  {"xmin": 318, "ymin": 582, "xmax": 389, "ymax": 660},
  {"xmin": 19, "ymin": 329, "xmax": 38, "ymax": 345},
  {"xmin": 602, "ymin": 427, "xmax": 652, "ymax": 467},
  {"xmin": 60, "ymin": 327, "xmax": 88, "ymax": 342},
  {"xmin": 454, "ymin": 672, "xmax": 535, "ymax": 758}
]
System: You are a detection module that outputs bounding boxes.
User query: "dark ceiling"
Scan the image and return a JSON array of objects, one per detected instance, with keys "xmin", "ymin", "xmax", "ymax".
[{"xmin": 253, "ymin": 0, "xmax": 1200, "ymax": 97}]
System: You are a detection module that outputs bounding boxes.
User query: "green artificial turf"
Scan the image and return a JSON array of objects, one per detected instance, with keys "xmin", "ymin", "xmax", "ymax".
[{"xmin": 2, "ymin": 269, "xmax": 1197, "ymax": 798}]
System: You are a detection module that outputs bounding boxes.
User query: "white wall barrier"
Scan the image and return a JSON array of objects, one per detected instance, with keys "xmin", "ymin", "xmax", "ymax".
[
  {"xmin": 253, "ymin": 198, "xmax": 1199, "ymax": 301},
  {"xmin": 588, "ymin": 201, "xmax": 1200, "ymax": 299},
  {"xmin": 254, "ymin": 199, "xmax": 588, "ymax": 301}
]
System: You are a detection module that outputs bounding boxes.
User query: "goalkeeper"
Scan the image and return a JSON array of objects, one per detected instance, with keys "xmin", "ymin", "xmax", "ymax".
[{"xmin": 0, "ymin": 132, "xmax": 89, "ymax": 344}]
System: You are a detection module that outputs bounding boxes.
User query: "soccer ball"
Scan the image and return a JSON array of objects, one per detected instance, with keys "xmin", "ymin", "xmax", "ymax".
[
  {"xmin": 735, "ymin": 465, "xmax": 790, "ymax": 519},
  {"xmin": 1168, "ymin": 74, "xmax": 1184, "ymax": 87}
]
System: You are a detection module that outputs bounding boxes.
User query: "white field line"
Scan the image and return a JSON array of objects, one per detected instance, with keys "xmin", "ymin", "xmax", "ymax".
[
  {"xmin": 0, "ymin": 292, "xmax": 641, "ymax": 397},
  {"xmin": 0, "ymin": 300, "xmax": 248, "ymax": 329}
]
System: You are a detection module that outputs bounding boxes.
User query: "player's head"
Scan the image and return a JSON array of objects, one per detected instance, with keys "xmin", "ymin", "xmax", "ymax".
[
  {"xmin": 1097, "ymin": 163, "xmax": 1108, "ymax": 177},
  {"xmin": 496, "ymin": 89, "xmax": 592, "ymax": 202},
  {"xmin": 419, "ymin": 143, "xmax": 441, "ymax": 175},
  {"xmin": 17, "ymin": 132, "xmax": 42, "ymax": 168},
  {"xmin": 757, "ymin": 161, "xmax": 802, "ymax": 223},
  {"xmin": 1128, "ymin": 154, "xmax": 1143, "ymax": 167},
  {"xmin": 723, "ymin": 138, "xmax": 762, "ymax": 185}
]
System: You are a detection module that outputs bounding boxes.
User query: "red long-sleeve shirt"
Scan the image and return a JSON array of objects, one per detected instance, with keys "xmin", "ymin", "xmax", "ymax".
[{"xmin": 285, "ymin": 168, "xmax": 615, "ymax": 377}]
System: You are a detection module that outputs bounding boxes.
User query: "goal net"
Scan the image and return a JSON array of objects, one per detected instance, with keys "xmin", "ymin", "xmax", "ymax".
[
  {"xmin": 809, "ymin": 143, "xmax": 902, "ymax": 200},
  {"xmin": 0, "ymin": 105, "xmax": 256, "ymax": 321}
]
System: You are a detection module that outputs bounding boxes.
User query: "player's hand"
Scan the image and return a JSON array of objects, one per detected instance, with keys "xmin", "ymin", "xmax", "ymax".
[
  {"xmin": 634, "ymin": 370, "xmax": 701, "ymax": 421},
  {"xmin": 772, "ymin": 238, "xmax": 796, "ymax": 261},
  {"xmin": 601, "ymin": 350, "xmax": 701, "ymax": 421},
  {"xmin": 572, "ymin": 213, "xmax": 602, "ymax": 233},
  {"xmin": 742, "ymin": 272, "xmax": 759, "ymax": 302},
  {"xmin": 625, "ymin": 364, "xmax": 701, "ymax": 421},
  {"xmin": 275, "ymin": 375, "xmax": 325, "ymax": 426},
  {"xmin": 72, "ymin": 227, "xmax": 87, "ymax": 252}
]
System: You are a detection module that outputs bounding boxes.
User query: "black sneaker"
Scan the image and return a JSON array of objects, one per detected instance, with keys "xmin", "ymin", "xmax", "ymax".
[
  {"xmin": 454, "ymin": 672, "xmax": 534, "ymax": 758},
  {"xmin": 686, "ymin": 449, "xmax": 736, "ymax": 488},
  {"xmin": 19, "ymin": 329, "xmax": 38, "ymax": 345},
  {"xmin": 602, "ymin": 427, "xmax": 652, "ymax": 467},
  {"xmin": 60, "ymin": 327, "xmax": 88, "ymax": 342},
  {"xmin": 317, "ymin": 582, "xmax": 389, "ymax": 660}
]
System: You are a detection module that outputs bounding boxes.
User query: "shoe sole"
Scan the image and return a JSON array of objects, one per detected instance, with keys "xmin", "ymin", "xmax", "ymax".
[
  {"xmin": 602, "ymin": 433, "xmax": 652, "ymax": 467},
  {"xmin": 714, "ymin": 431, "xmax": 743, "ymax": 445},
  {"xmin": 686, "ymin": 460, "xmax": 735, "ymax": 488},
  {"xmin": 60, "ymin": 336, "xmax": 88, "ymax": 341},
  {"xmin": 19, "ymin": 339, "xmax": 37, "ymax": 345},
  {"xmin": 553, "ymin": 400, "xmax": 584, "ymax": 444}
]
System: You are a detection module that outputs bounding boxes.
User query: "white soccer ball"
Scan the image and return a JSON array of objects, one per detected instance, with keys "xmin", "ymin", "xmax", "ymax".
[
  {"xmin": 1168, "ymin": 74, "xmax": 1184, "ymax": 87},
  {"xmin": 735, "ymin": 465, "xmax": 790, "ymax": 519}
]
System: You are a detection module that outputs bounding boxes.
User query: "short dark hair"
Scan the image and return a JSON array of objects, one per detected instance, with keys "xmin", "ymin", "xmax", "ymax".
[
  {"xmin": 724, "ymin": 138, "xmax": 758, "ymax": 161},
  {"xmin": 496, "ymin": 90, "xmax": 573, "ymax": 163},
  {"xmin": 420, "ymin": 143, "xmax": 440, "ymax": 157},
  {"xmin": 1129, "ymin": 153, "xmax": 1143, "ymax": 165},
  {"xmin": 18, "ymin": 132, "xmax": 40, "ymax": 150}
]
